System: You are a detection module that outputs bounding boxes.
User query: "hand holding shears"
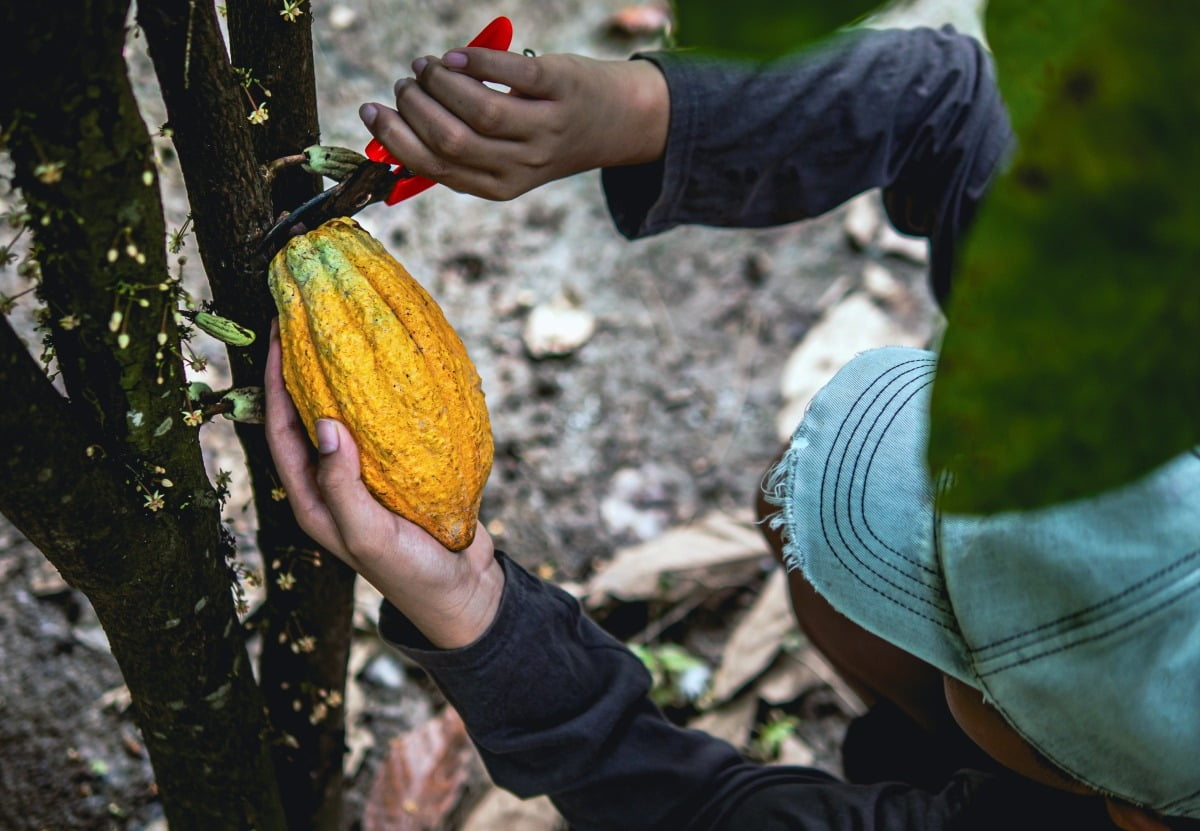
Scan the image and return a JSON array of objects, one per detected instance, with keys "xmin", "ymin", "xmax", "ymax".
[
  {"xmin": 258, "ymin": 14, "xmax": 669, "ymax": 264},
  {"xmin": 364, "ymin": 15, "xmax": 514, "ymax": 205},
  {"xmin": 256, "ymin": 16, "xmax": 514, "ymax": 262}
]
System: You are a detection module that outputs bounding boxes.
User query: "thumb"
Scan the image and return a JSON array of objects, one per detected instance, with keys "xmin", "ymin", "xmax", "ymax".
[{"xmin": 313, "ymin": 419, "xmax": 389, "ymax": 555}]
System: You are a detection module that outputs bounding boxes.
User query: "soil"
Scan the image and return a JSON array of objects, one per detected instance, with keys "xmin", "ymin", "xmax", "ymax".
[{"xmin": 0, "ymin": 2, "xmax": 939, "ymax": 829}]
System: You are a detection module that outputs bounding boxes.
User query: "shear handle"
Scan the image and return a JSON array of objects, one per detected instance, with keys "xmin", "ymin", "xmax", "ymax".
[{"xmin": 365, "ymin": 15, "xmax": 515, "ymax": 204}]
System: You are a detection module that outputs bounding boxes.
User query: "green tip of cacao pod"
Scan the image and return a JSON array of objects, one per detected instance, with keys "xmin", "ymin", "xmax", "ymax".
[{"xmin": 301, "ymin": 145, "xmax": 368, "ymax": 182}]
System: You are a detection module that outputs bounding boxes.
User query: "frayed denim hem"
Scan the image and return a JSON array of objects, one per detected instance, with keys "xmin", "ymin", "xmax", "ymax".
[{"xmin": 760, "ymin": 433, "xmax": 811, "ymax": 575}]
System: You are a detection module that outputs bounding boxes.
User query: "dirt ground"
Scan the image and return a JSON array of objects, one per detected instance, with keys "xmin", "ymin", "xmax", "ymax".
[{"xmin": 0, "ymin": 2, "xmax": 943, "ymax": 829}]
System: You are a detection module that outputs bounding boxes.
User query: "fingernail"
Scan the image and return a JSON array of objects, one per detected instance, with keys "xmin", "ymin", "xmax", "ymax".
[
  {"xmin": 412, "ymin": 56, "xmax": 429, "ymax": 74},
  {"xmin": 442, "ymin": 50, "xmax": 468, "ymax": 68},
  {"xmin": 315, "ymin": 419, "xmax": 339, "ymax": 455},
  {"xmin": 358, "ymin": 102, "xmax": 378, "ymax": 129}
]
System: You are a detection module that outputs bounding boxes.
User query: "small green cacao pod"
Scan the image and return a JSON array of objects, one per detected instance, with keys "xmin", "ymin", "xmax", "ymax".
[
  {"xmin": 302, "ymin": 145, "xmax": 368, "ymax": 182},
  {"xmin": 220, "ymin": 386, "xmax": 265, "ymax": 424},
  {"xmin": 193, "ymin": 312, "xmax": 255, "ymax": 347}
]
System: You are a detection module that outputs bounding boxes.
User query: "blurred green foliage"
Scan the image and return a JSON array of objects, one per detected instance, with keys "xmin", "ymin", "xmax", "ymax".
[
  {"xmin": 930, "ymin": 0, "xmax": 1200, "ymax": 511},
  {"xmin": 673, "ymin": 0, "xmax": 1199, "ymax": 512},
  {"xmin": 672, "ymin": 0, "xmax": 879, "ymax": 58},
  {"xmin": 630, "ymin": 642, "xmax": 712, "ymax": 707}
]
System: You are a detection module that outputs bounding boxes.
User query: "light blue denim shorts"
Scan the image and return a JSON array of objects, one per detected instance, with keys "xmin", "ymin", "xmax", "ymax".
[{"xmin": 765, "ymin": 346, "xmax": 1200, "ymax": 817}]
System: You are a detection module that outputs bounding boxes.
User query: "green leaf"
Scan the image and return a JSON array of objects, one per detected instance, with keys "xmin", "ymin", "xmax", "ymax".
[
  {"xmin": 672, "ymin": 0, "xmax": 881, "ymax": 58},
  {"xmin": 751, "ymin": 711, "xmax": 800, "ymax": 760},
  {"xmin": 930, "ymin": 0, "xmax": 1200, "ymax": 511}
]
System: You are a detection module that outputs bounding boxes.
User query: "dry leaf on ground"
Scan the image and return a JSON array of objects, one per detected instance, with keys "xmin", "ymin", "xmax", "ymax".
[
  {"xmin": 584, "ymin": 510, "xmax": 768, "ymax": 607},
  {"xmin": 607, "ymin": 5, "xmax": 673, "ymax": 37},
  {"xmin": 756, "ymin": 651, "xmax": 826, "ymax": 706},
  {"xmin": 707, "ymin": 568, "xmax": 796, "ymax": 704},
  {"xmin": 460, "ymin": 787, "xmax": 565, "ymax": 831},
  {"xmin": 362, "ymin": 707, "xmax": 477, "ymax": 831},
  {"xmin": 688, "ymin": 689, "xmax": 759, "ymax": 752},
  {"xmin": 775, "ymin": 291, "xmax": 928, "ymax": 441}
]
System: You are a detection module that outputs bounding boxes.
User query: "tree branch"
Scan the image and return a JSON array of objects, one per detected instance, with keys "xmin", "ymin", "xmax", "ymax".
[
  {"xmin": 227, "ymin": 5, "xmax": 357, "ymax": 829},
  {"xmin": 142, "ymin": 4, "xmax": 357, "ymax": 829},
  {"xmin": 229, "ymin": 0, "xmax": 323, "ymax": 216}
]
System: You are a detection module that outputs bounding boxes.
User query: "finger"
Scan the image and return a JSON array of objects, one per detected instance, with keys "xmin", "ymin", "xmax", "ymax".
[
  {"xmin": 363, "ymin": 99, "xmax": 513, "ymax": 194},
  {"xmin": 394, "ymin": 67, "xmax": 517, "ymax": 163},
  {"xmin": 263, "ymin": 322, "xmax": 348, "ymax": 555},
  {"xmin": 409, "ymin": 55, "xmax": 538, "ymax": 141},
  {"xmin": 311, "ymin": 419, "xmax": 402, "ymax": 560}
]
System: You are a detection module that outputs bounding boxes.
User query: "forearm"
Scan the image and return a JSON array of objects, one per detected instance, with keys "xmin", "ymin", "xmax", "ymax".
[
  {"xmin": 378, "ymin": 553, "xmax": 1022, "ymax": 831},
  {"xmin": 578, "ymin": 56, "xmax": 669, "ymax": 170},
  {"xmin": 603, "ymin": 26, "xmax": 1012, "ymax": 303},
  {"xmin": 379, "ymin": 552, "xmax": 722, "ymax": 828}
]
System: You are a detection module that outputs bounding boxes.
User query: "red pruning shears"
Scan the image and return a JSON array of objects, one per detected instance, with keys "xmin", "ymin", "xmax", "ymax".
[
  {"xmin": 365, "ymin": 15, "xmax": 514, "ymax": 205},
  {"xmin": 256, "ymin": 16, "xmax": 514, "ymax": 266}
]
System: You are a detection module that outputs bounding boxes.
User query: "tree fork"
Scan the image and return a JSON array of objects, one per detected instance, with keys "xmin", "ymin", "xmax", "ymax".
[{"xmin": 0, "ymin": 0, "xmax": 288, "ymax": 828}]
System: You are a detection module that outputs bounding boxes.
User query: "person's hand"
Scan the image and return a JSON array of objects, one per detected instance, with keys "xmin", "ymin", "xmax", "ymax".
[
  {"xmin": 359, "ymin": 48, "xmax": 669, "ymax": 200},
  {"xmin": 264, "ymin": 322, "xmax": 504, "ymax": 649}
]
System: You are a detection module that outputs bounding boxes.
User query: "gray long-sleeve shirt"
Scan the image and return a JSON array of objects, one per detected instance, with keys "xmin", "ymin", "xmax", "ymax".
[{"xmin": 602, "ymin": 24, "xmax": 1012, "ymax": 305}]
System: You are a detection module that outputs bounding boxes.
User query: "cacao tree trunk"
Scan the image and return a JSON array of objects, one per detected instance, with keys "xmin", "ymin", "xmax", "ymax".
[{"xmin": 1, "ymin": 0, "xmax": 355, "ymax": 828}]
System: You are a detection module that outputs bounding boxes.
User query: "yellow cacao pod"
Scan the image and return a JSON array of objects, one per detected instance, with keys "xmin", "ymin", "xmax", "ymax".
[{"xmin": 268, "ymin": 217, "xmax": 493, "ymax": 551}]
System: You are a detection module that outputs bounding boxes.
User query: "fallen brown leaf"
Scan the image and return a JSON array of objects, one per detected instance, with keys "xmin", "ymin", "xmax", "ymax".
[
  {"xmin": 708, "ymin": 568, "xmax": 795, "ymax": 704},
  {"xmin": 607, "ymin": 4, "xmax": 673, "ymax": 37},
  {"xmin": 584, "ymin": 510, "xmax": 768, "ymax": 607},
  {"xmin": 362, "ymin": 707, "xmax": 476, "ymax": 831}
]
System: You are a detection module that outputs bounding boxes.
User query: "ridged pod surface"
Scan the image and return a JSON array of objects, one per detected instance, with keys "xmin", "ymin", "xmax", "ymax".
[{"xmin": 268, "ymin": 217, "xmax": 492, "ymax": 551}]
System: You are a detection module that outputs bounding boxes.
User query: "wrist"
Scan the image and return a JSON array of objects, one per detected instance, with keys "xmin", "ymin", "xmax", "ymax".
[
  {"xmin": 435, "ymin": 552, "xmax": 505, "ymax": 650},
  {"xmin": 606, "ymin": 58, "xmax": 669, "ymax": 167},
  {"xmin": 402, "ymin": 547, "xmax": 505, "ymax": 651}
]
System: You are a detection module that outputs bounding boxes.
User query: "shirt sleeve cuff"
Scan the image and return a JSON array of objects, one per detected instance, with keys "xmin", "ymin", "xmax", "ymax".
[
  {"xmin": 600, "ymin": 51, "xmax": 699, "ymax": 240},
  {"xmin": 376, "ymin": 549, "xmax": 516, "ymax": 665}
]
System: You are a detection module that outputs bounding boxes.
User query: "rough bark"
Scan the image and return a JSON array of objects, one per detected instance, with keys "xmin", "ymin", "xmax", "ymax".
[
  {"xmin": 0, "ymin": 1, "xmax": 287, "ymax": 829},
  {"xmin": 227, "ymin": 5, "xmax": 357, "ymax": 828}
]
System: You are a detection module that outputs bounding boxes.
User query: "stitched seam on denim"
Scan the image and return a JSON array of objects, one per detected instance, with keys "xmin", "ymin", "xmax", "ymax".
[
  {"xmin": 968, "ymin": 548, "xmax": 1200, "ymax": 656},
  {"xmin": 818, "ymin": 358, "xmax": 956, "ymax": 629},
  {"xmin": 832, "ymin": 358, "xmax": 944, "ymax": 591},
  {"xmin": 978, "ymin": 677, "xmax": 1130, "ymax": 808},
  {"xmin": 857, "ymin": 371, "xmax": 942, "ymax": 583},
  {"xmin": 826, "ymin": 361, "xmax": 946, "ymax": 604},
  {"xmin": 977, "ymin": 576, "xmax": 1200, "ymax": 676},
  {"xmin": 980, "ymin": 671, "xmax": 1200, "ymax": 814}
]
